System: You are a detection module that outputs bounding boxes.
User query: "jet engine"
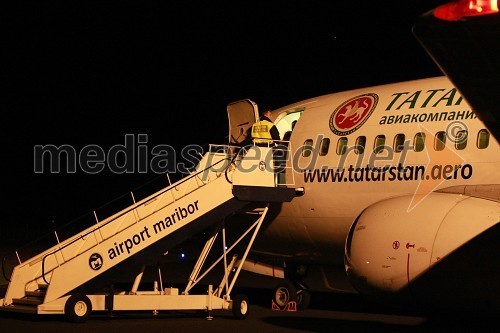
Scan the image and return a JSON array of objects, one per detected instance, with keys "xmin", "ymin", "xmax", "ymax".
[{"xmin": 345, "ymin": 192, "xmax": 499, "ymax": 313}]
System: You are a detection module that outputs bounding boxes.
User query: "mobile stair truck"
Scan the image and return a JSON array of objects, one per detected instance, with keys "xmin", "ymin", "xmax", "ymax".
[{"xmin": 0, "ymin": 100, "xmax": 302, "ymax": 322}]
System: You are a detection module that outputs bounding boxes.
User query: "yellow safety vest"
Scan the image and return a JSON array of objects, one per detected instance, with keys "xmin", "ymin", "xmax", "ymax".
[{"xmin": 251, "ymin": 119, "xmax": 274, "ymax": 141}]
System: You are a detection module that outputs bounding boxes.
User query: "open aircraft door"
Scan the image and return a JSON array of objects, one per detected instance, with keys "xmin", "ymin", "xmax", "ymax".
[{"xmin": 227, "ymin": 99, "xmax": 259, "ymax": 145}]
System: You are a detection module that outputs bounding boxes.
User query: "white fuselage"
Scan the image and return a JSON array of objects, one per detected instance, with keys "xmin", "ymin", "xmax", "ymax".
[{"xmin": 253, "ymin": 76, "xmax": 499, "ymax": 266}]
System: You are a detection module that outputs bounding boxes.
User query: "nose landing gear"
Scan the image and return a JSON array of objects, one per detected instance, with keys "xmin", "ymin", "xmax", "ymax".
[{"xmin": 272, "ymin": 279, "xmax": 311, "ymax": 311}]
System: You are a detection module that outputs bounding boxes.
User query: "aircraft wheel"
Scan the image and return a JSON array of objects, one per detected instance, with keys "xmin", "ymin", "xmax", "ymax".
[
  {"xmin": 232, "ymin": 294, "xmax": 249, "ymax": 319},
  {"xmin": 296, "ymin": 289, "xmax": 311, "ymax": 310},
  {"xmin": 274, "ymin": 280, "xmax": 297, "ymax": 308},
  {"xmin": 65, "ymin": 294, "xmax": 92, "ymax": 323}
]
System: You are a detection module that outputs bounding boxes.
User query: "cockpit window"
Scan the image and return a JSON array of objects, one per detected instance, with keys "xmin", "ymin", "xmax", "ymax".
[{"xmin": 276, "ymin": 110, "xmax": 303, "ymax": 140}]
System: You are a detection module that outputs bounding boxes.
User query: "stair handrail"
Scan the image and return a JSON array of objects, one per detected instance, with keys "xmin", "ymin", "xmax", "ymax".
[
  {"xmin": 40, "ymin": 154, "xmax": 233, "ymax": 285},
  {"xmin": 224, "ymin": 145, "xmax": 251, "ymax": 184},
  {"xmin": 223, "ymin": 141, "xmax": 292, "ymax": 185}
]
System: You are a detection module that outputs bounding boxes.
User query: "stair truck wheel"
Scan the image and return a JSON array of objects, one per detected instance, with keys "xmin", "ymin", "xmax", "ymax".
[
  {"xmin": 273, "ymin": 280, "xmax": 297, "ymax": 309},
  {"xmin": 232, "ymin": 294, "xmax": 249, "ymax": 320},
  {"xmin": 65, "ymin": 294, "xmax": 92, "ymax": 323}
]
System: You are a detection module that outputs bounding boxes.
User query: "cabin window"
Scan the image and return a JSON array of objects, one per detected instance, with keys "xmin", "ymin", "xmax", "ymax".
[
  {"xmin": 434, "ymin": 131, "xmax": 446, "ymax": 151},
  {"xmin": 455, "ymin": 130, "xmax": 468, "ymax": 150},
  {"xmin": 302, "ymin": 139, "xmax": 313, "ymax": 157},
  {"xmin": 477, "ymin": 129, "xmax": 490, "ymax": 149},
  {"xmin": 319, "ymin": 138, "xmax": 330, "ymax": 156},
  {"xmin": 336, "ymin": 137, "xmax": 348, "ymax": 155},
  {"xmin": 355, "ymin": 136, "xmax": 366, "ymax": 155},
  {"xmin": 394, "ymin": 134, "xmax": 405, "ymax": 153},
  {"xmin": 374, "ymin": 135, "xmax": 385, "ymax": 154},
  {"xmin": 414, "ymin": 133, "xmax": 425, "ymax": 152}
]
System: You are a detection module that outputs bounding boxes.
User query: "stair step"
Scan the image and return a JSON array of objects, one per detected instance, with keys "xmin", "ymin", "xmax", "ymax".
[
  {"xmin": 38, "ymin": 284, "xmax": 48, "ymax": 290},
  {"xmin": 0, "ymin": 304, "xmax": 38, "ymax": 314},
  {"xmin": 25, "ymin": 290, "xmax": 45, "ymax": 298},
  {"xmin": 12, "ymin": 297, "xmax": 42, "ymax": 306}
]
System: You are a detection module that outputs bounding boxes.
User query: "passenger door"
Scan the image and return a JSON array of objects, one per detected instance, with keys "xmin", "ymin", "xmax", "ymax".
[{"xmin": 227, "ymin": 99, "xmax": 259, "ymax": 145}]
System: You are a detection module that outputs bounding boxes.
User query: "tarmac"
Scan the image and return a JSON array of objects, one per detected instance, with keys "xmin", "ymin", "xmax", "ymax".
[{"xmin": 0, "ymin": 287, "xmax": 495, "ymax": 333}]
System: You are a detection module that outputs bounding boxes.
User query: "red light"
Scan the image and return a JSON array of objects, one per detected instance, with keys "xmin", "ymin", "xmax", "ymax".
[{"xmin": 434, "ymin": 0, "xmax": 499, "ymax": 21}]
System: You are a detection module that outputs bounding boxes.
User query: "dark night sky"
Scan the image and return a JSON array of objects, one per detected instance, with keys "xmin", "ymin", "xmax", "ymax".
[{"xmin": 3, "ymin": 1, "xmax": 446, "ymax": 244}]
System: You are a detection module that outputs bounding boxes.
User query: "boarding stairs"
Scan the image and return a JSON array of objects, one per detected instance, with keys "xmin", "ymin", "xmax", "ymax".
[{"xmin": 0, "ymin": 144, "xmax": 298, "ymax": 317}]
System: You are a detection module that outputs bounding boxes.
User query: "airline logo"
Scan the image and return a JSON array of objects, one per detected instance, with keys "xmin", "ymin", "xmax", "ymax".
[
  {"xmin": 89, "ymin": 253, "xmax": 103, "ymax": 271},
  {"xmin": 329, "ymin": 93, "xmax": 378, "ymax": 135}
]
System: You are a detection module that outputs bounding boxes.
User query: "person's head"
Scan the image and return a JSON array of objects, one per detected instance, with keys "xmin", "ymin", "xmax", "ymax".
[{"xmin": 261, "ymin": 108, "xmax": 272, "ymax": 120}]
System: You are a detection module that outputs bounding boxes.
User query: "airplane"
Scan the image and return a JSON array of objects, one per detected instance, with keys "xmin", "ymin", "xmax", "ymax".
[
  {"xmin": 220, "ymin": 0, "xmax": 500, "ymax": 315},
  {"xmin": 226, "ymin": 74, "xmax": 499, "ymax": 315}
]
